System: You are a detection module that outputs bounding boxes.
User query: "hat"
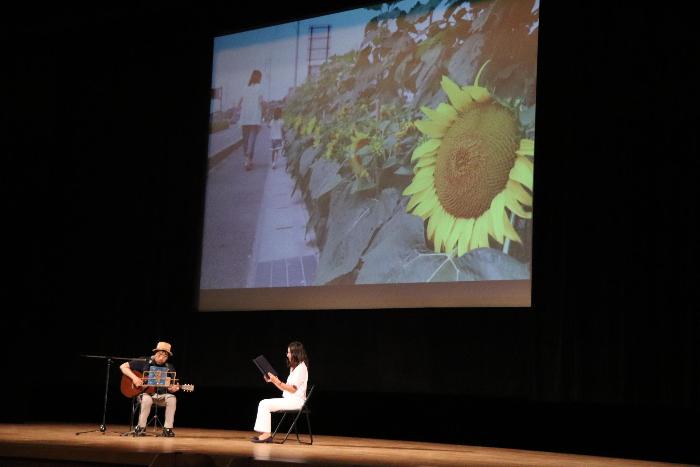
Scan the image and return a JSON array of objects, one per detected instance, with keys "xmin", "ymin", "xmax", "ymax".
[{"xmin": 152, "ymin": 342, "xmax": 173, "ymax": 356}]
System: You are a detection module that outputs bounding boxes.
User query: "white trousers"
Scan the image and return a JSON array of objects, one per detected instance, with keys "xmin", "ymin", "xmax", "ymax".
[
  {"xmin": 254, "ymin": 397, "xmax": 304, "ymax": 433},
  {"xmin": 139, "ymin": 393, "xmax": 176, "ymax": 429}
]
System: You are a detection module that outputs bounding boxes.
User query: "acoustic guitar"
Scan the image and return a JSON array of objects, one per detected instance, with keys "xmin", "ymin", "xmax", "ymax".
[{"xmin": 120, "ymin": 370, "xmax": 194, "ymax": 398}]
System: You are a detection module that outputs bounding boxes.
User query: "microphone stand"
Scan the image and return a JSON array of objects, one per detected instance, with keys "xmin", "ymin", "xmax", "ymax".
[{"xmin": 75, "ymin": 354, "xmax": 145, "ymax": 436}]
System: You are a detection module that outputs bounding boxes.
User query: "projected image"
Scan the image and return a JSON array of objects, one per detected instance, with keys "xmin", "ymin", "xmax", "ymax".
[{"xmin": 200, "ymin": 0, "xmax": 538, "ymax": 297}]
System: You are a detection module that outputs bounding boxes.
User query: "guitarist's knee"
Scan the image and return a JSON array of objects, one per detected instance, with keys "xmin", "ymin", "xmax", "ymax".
[{"xmin": 140, "ymin": 394, "xmax": 153, "ymax": 409}]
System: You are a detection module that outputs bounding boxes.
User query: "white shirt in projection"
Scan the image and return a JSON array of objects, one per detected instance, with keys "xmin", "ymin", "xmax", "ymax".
[
  {"xmin": 239, "ymin": 83, "xmax": 262, "ymax": 125},
  {"xmin": 269, "ymin": 119, "xmax": 283, "ymax": 140},
  {"xmin": 282, "ymin": 361, "xmax": 308, "ymax": 401}
]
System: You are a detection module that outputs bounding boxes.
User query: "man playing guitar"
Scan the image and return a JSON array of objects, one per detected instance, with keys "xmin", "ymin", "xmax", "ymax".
[{"xmin": 120, "ymin": 341, "xmax": 180, "ymax": 437}]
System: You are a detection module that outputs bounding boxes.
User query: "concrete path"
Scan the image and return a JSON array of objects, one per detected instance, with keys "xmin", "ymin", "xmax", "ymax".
[
  {"xmin": 208, "ymin": 123, "xmax": 242, "ymax": 158},
  {"xmin": 247, "ymin": 145, "xmax": 318, "ymax": 288},
  {"xmin": 200, "ymin": 124, "xmax": 318, "ymax": 289}
]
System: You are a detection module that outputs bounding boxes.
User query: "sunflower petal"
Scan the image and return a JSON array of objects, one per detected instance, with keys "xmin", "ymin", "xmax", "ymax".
[
  {"xmin": 426, "ymin": 208, "xmax": 444, "ymax": 241},
  {"xmin": 470, "ymin": 214, "xmax": 490, "ymax": 250},
  {"xmin": 503, "ymin": 212, "xmax": 522, "ymax": 243},
  {"xmin": 504, "ymin": 192, "xmax": 532, "ymax": 219},
  {"xmin": 402, "ymin": 175, "xmax": 433, "ymax": 196},
  {"xmin": 406, "ymin": 189, "xmax": 432, "ymax": 211},
  {"xmin": 457, "ymin": 218, "xmax": 475, "ymax": 257},
  {"xmin": 516, "ymin": 138, "xmax": 535, "ymax": 157},
  {"xmin": 463, "ymin": 85, "xmax": 491, "ymax": 103},
  {"xmin": 413, "ymin": 192, "xmax": 439, "ymax": 219},
  {"xmin": 441, "ymin": 75, "xmax": 472, "ymax": 111},
  {"xmin": 421, "ymin": 104, "xmax": 457, "ymax": 128},
  {"xmin": 446, "ymin": 218, "xmax": 467, "ymax": 253},
  {"xmin": 352, "ymin": 130, "xmax": 369, "ymax": 141},
  {"xmin": 434, "ymin": 212, "xmax": 456, "ymax": 253},
  {"xmin": 506, "ymin": 180, "xmax": 533, "ymax": 207},
  {"xmin": 509, "ymin": 156, "xmax": 533, "ymax": 190},
  {"xmin": 518, "ymin": 155, "xmax": 534, "ymax": 176},
  {"xmin": 486, "ymin": 214, "xmax": 497, "ymax": 240},
  {"xmin": 489, "ymin": 192, "xmax": 506, "ymax": 244},
  {"xmin": 415, "ymin": 155, "xmax": 437, "ymax": 168},
  {"xmin": 415, "ymin": 119, "xmax": 448, "ymax": 138},
  {"xmin": 413, "ymin": 166, "xmax": 435, "ymax": 182},
  {"xmin": 435, "ymin": 102, "xmax": 458, "ymax": 120},
  {"xmin": 411, "ymin": 139, "xmax": 441, "ymax": 162}
]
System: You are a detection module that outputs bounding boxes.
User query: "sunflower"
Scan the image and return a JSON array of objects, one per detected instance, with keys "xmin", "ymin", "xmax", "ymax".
[
  {"xmin": 403, "ymin": 61, "xmax": 535, "ymax": 256},
  {"xmin": 349, "ymin": 130, "xmax": 370, "ymax": 178}
]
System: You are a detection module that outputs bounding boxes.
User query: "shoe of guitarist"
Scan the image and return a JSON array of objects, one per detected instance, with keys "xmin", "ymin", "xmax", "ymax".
[{"xmin": 120, "ymin": 342, "xmax": 180, "ymax": 436}]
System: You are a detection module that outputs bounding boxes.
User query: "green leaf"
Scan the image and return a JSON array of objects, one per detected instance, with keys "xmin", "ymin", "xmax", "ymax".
[
  {"xmin": 382, "ymin": 134, "xmax": 397, "ymax": 150},
  {"xmin": 453, "ymin": 248, "xmax": 530, "ymax": 280},
  {"xmin": 308, "ymin": 158, "xmax": 343, "ymax": 200},
  {"xmin": 373, "ymin": 6, "xmax": 403, "ymax": 22},
  {"xmin": 314, "ymin": 187, "xmax": 401, "ymax": 285},
  {"xmin": 299, "ymin": 146, "xmax": 321, "ymax": 177},
  {"xmin": 356, "ymin": 145, "xmax": 373, "ymax": 157},
  {"xmin": 519, "ymin": 104, "xmax": 536, "ymax": 128},
  {"xmin": 351, "ymin": 177, "xmax": 376, "ymax": 194},
  {"xmin": 382, "ymin": 156, "xmax": 399, "ymax": 169},
  {"xmin": 357, "ymin": 210, "xmax": 476, "ymax": 284},
  {"xmin": 447, "ymin": 35, "xmax": 484, "ymax": 84}
]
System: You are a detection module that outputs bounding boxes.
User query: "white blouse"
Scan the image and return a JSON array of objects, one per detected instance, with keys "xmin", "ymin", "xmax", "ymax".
[
  {"xmin": 239, "ymin": 83, "xmax": 262, "ymax": 125},
  {"xmin": 283, "ymin": 362, "xmax": 308, "ymax": 401}
]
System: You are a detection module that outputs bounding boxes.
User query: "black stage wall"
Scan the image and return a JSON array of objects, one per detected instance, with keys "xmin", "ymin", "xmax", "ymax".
[{"xmin": 3, "ymin": 2, "xmax": 699, "ymax": 464}]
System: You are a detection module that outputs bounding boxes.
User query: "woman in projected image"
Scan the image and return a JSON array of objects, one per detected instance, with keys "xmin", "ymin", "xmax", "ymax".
[
  {"xmin": 238, "ymin": 69, "xmax": 263, "ymax": 171},
  {"xmin": 251, "ymin": 341, "xmax": 309, "ymax": 443}
]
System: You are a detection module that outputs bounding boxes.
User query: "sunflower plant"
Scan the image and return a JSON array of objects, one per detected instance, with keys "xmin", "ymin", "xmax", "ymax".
[{"xmin": 403, "ymin": 61, "xmax": 534, "ymax": 257}]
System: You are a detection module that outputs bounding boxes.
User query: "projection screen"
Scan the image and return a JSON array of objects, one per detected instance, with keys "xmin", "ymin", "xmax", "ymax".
[{"xmin": 199, "ymin": 0, "xmax": 538, "ymax": 310}]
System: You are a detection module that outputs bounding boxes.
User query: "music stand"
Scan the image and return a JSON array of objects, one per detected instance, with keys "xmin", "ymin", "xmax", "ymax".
[{"xmin": 76, "ymin": 354, "xmax": 145, "ymax": 436}]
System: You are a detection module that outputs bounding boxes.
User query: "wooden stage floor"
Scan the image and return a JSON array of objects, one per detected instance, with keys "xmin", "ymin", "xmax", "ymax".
[{"xmin": 0, "ymin": 424, "xmax": 689, "ymax": 467}]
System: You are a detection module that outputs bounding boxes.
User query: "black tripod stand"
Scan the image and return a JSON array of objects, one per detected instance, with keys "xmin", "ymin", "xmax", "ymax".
[
  {"xmin": 76, "ymin": 354, "xmax": 142, "ymax": 436},
  {"xmin": 144, "ymin": 393, "xmax": 165, "ymax": 435}
]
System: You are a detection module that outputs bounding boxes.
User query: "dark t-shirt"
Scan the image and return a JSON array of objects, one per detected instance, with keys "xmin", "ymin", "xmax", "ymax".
[{"xmin": 128, "ymin": 356, "xmax": 175, "ymax": 395}]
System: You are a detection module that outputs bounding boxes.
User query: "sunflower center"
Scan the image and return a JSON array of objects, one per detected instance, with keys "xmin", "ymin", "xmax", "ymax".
[{"xmin": 434, "ymin": 101, "xmax": 519, "ymax": 219}]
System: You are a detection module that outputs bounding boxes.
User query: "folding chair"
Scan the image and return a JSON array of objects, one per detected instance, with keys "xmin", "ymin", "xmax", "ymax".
[{"xmin": 271, "ymin": 385, "xmax": 314, "ymax": 444}]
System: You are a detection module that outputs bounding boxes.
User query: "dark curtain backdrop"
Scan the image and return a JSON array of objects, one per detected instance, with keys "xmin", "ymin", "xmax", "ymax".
[{"xmin": 2, "ymin": 1, "xmax": 698, "ymax": 464}]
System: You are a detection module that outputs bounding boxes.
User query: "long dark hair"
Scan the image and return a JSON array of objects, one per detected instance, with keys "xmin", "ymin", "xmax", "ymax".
[
  {"xmin": 248, "ymin": 69, "xmax": 262, "ymax": 86},
  {"xmin": 287, "ymin": 341, "xmax": 308, "ymax": 369}
]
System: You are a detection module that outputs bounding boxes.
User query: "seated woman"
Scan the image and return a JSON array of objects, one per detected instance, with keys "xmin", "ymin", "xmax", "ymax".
[{"xmin": 251, "ymin": 341, "xmax": 309, "ymax": 443}]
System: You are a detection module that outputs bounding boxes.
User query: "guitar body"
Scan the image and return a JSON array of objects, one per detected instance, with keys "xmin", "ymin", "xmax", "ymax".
[
  {"xmin": 120, "ymin": 370, "xmax": 156, "ymax": 398},
  {"xmin": 120, "ymin": 370, "xmax": 195, "ymax": 398}
]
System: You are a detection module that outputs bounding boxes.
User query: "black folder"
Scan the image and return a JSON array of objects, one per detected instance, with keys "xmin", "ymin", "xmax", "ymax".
[{"xmin": 253, "ymin": 355, "xmax": 279, "ymax": 378}]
